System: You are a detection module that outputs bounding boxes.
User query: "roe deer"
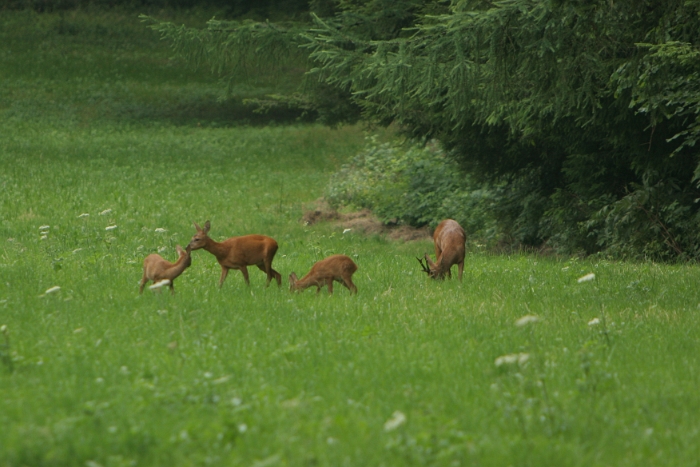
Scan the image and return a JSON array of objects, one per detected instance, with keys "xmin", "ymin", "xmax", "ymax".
[
  {"xmin": 289, "ymin": 254, "xmax": 358, "ymax": 295},
  {"xmin": 188, "ymin": 220, "xmax": 281, "ymax": 288},
  {"xmin": 139, "ymin": 244, "xmax": 192, "ymax": 294},
  {"xmin": 417, "ymin": 219, "xmax": 465, "ymax": 281}
]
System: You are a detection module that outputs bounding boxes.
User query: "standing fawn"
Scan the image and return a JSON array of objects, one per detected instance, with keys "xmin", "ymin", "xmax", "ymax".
[
  {"xmin": 289, "ymin": 254, "xmax": 358, "ymax": 295},
  {"xmin": 188, "ymin": 220, "xmax": 282, "ymax": 288},
  {"xmin": 418, "ymin": 219, "xmax": 466, "ymax": 281},
  {"xmin": 139, "ymin": 244, "xmax": 192, "ymax": 294}
]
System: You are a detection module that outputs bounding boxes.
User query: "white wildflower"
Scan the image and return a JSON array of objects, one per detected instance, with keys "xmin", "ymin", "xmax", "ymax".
[
  {"xmin": 383, "ymin": 410, "xmax": 407, "ymax": 431},
  {"xmin": 495, "ymin": 353, "xmax": 530, "ymax": 367},
  {"xmin": 72, "ymin": 248, "xmax": 83, "ymax": 254},
  {"xmin": 99, "ymin": 209, "xmax": 112, "ymax": 216},
  {"xmin": 343, "ymin": 228, "xmax": 352, "ymax": 234},
  {"xmin": 515, "ymin": 315, "xmax": 540, "ymax": 327},
  {"xmin": 237, "ymin": 424, "xmax": 248, "ymax": 433},
  {"xmin": 45, "ymin": 286, "xmax": 61, "ymax": 294},
  {"xmin": 588, "ymin": 318, "xmax": 601, "ymax": 326},
  {"xmin": 0, "ymin": 325, "xmax": 7, "ymax": 333},
  {"xmin": 78, "ymin": 213, "xmax": 90, "ymax": 218},
  {"xmin": 231, "ymin": 397, "xmax": 242, "ymax": 406},
  {"xmin": 149, "ymin": 279, "xmax": 170, "ymax": 290},
  {"xmin": 40, "ymin": 235, "xmax": 48, "ymax": 240},
  {"xmin": 577, "ymin": 273, "xmax": 596, "ymax": 283},
  {"xmin": 154, "ymin": 228, "xmax": 167, "ymax": 233},
  {"xmin": 39, "ymin": 225, "xmax": 50, "ymax": 230},
  {"xmin": 105, "ymin": 225, "xmax": 117, "ymax": 231}
]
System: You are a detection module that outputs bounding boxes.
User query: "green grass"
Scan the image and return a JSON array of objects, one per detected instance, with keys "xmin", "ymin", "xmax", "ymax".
[{"xmin": 2, "ymin": 8, "xmax": 700, "ymax": 467}]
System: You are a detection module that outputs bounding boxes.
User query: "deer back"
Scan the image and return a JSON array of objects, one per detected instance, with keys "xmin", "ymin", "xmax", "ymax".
[{"xmin": 434, "ymin": 219, "xmax": 466, "ymax": 268}]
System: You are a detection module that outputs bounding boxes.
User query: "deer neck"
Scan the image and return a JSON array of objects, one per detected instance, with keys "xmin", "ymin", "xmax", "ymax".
[
  {"xmin": 170, "ymin": 254, "xmax": 191, "ymax": 275},
  {"xmin": 203, "ymin": 237, "xmax": 229, "ymax": 260}
]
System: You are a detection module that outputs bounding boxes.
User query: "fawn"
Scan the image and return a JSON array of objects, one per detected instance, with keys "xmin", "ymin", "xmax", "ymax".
[
  {"xmin": 139, "ymin": 244, "xmax": 192, "ymax": 294},
  {"xmin": 289, "ymin": 254, "xmax": 358, "ymax": 295}
]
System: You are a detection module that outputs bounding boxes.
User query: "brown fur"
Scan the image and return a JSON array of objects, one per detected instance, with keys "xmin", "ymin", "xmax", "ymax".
[
  {"xmin": 418, "ymin": 219, "xmax": 466, "ymax": 281},
  {"xmin": 139, "ymin": 244, "xmax": 192, "ymax": 294},
  {"xmin": 289, "ymin": 254, "xmax": 358, "ymax": 295},
  {"xmin": 188, "ymin": 220, "xmax": 281, "ymax": 288}
]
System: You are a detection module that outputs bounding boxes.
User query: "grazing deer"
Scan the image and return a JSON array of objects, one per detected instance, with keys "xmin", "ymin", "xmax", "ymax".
[
  {"xmin": 139, "ymin": 244, "xmax": 192, "ymax": 294},
  {"xmin": 188, "ymin": 220, "xmax": 282, "ymax": 288},
  {"xmin": 289, "ymin": 254, "xmax": 358, "ymax": 295},
  {"xmin": 417, "ymin": 219, "xmax": 466, "ymax": 281}
]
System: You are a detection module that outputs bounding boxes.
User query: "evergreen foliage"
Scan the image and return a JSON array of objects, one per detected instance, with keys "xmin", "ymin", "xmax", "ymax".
[
  {"xmin": 142, "ymin": 0, "xmax": 700, "ymax": 260},
  {"xmin": 305, "ymin": 0, "xmax": 700, "ymax": 260}
]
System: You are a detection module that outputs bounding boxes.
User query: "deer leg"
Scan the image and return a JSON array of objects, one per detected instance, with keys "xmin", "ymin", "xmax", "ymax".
[
  {"xmin": 326, "ymin": 278, "xmax": 334, "ymax": 295},
  {"xmin": 255, "ymin": 263, "xmax": 272, "ymax": 287},
  {"xmin": 169, "ymin": 282, "xmax": 175, "ymax": 295},
  {"xmin": 139, "ymin": 275, "xmax": 148, "ymax": 295},
  {"xmin": 271, "ymin": 268, "xmax": 282, "ymax": 287},
  {"xmin": 344, "ymin": 277, "xmax": 358, "ymax": 294},
  {"xmin": 219, "ymin": 266, "xmax": 229, "ymax": 288},
  {"xmin": 239, "ymin": 266, "xmax": 250, "ymax": 286}
]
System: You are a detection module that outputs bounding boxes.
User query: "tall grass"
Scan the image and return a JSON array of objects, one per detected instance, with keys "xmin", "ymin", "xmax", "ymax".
[{"xmin": 1, "ymin": 8, "xmax": 700, "ymax": 467}]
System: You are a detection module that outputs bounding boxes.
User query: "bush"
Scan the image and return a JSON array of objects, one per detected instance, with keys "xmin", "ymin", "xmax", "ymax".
[{"xmin": 325, "ymin": 138, "xmax": 499, "ymax": 242}]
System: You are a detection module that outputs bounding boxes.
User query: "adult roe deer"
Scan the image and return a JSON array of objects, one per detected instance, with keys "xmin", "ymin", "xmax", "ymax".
[
  {"xmin": 289, "ymin": 254, "xmax": 358, "ymax": 295},
  {"xmin": 139, "ymin": 244, "xmax": 192, "ymax": 294},
  {"xmin": 188, "ymin": 220, "xmax": 282, "ymax": 288},
  {"xmin": 417, "ymin": 219, "xmax": 466, "ymax": 281}
]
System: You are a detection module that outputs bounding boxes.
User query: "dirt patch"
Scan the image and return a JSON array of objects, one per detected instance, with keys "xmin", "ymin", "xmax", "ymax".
[{"xmin": 302, "ymin": 199, "xmax": 431, "ymax": 242}]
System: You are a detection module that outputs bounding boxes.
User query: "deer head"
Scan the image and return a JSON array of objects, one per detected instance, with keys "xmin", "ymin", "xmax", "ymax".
[
  {"xmin": 417, "ymin": 255, "xmax": 443, "ymax": 280},
  {"xmin": 188, "ymin": 220, "xmax": 211, "ymax": 250}
]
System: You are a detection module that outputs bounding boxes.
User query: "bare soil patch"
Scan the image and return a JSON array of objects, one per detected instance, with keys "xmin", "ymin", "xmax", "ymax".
[{"xmin": 302, "ymin": 199, "xmax": 431, "ymax": 242}]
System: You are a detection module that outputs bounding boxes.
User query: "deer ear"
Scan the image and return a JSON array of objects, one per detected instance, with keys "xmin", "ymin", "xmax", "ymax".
[
  {"xmin": 175, "ymin": 245, "xmax": 184, "ymax": 254},
  {"xmin": 194, "ymin": 222, "xmax": 202, "ymax": 232},
  {"xmin": 204, "ymin": 220, "xmax": 211, "ymax": 233}
]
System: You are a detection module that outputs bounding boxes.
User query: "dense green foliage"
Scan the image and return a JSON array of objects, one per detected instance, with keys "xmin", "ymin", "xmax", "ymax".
[
  {"xmin": 305, "ymin": 0, "xmax": 700, "ymax": 260},
  {"xmin": 326, "ymin": 138, "xmax": 500, "ymax": 242},
  {"xmin": 141, "ymin": 0, "xmax": 700, "ymax": 260}
]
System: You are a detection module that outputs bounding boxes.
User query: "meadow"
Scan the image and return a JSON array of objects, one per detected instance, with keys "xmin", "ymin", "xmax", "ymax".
[{"xmin": 1, "ymin": 8, "xmax": 700, "ymax": 467}]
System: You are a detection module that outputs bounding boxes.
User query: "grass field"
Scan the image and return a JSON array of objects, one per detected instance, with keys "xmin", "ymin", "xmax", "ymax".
[{"xmin": 1, "ymin": 8, "xmax": 700, "ymax": 467}]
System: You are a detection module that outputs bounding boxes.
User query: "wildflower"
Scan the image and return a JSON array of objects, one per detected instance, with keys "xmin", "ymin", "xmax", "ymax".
[
  {"xmin": 105, "ymin": 225, "xmax": 117, "ymax": 231},
  {"xmin": 237, "ymin": 424, "xmax": 248, "ymax": 433},
  {"xmin": 72, "ymin": 248, "xmax": 83, "ymax": 254},
  {"xmin": 78, "ymin": 213, "xmax": 90, "ymax": 218},
  {"xmin": 515, "ymin": 315, "xmax": 540, "ymax": 327},
  {"xmin": 494, "ymin": 353, "xmax": 530, "ymax": 367},
  {"xmin": 154, "ymin": 228, "xmax": 167, "ymax": 233},
  {"xmin": 383, "ymin": 410, "xmax": 407, "ymax": 431},
  {"xmin": 40, "ymin": 235, "xmax": 48, "ymax": 240},
  {"xmin": 343, "ymin": 228, "xmax": 352, "ymax": 234},
  {"xmin": 588, "ymin": 318, "xmax": 601, "ymax": 326},
  {"xmin": 45, "ymin": 286, "xmax": 61, "ymax": 294},
  {"xmin": 39, "ymin": 225, "xmax": 50, "ymax": 230},
  {"xmin": 99, "ymin": 209, "xmax": 112, "ymax": 216},
  {"xmin": 577, "ymin": 273, "xmax": 595, "ymax": 283},
  {"xmin": 149, "ymin": 279, "xmax": 170, "ymax": 290},
  {"xmin": 0, "ymin": 324, "xmax": 7, "ymax": 334}
]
